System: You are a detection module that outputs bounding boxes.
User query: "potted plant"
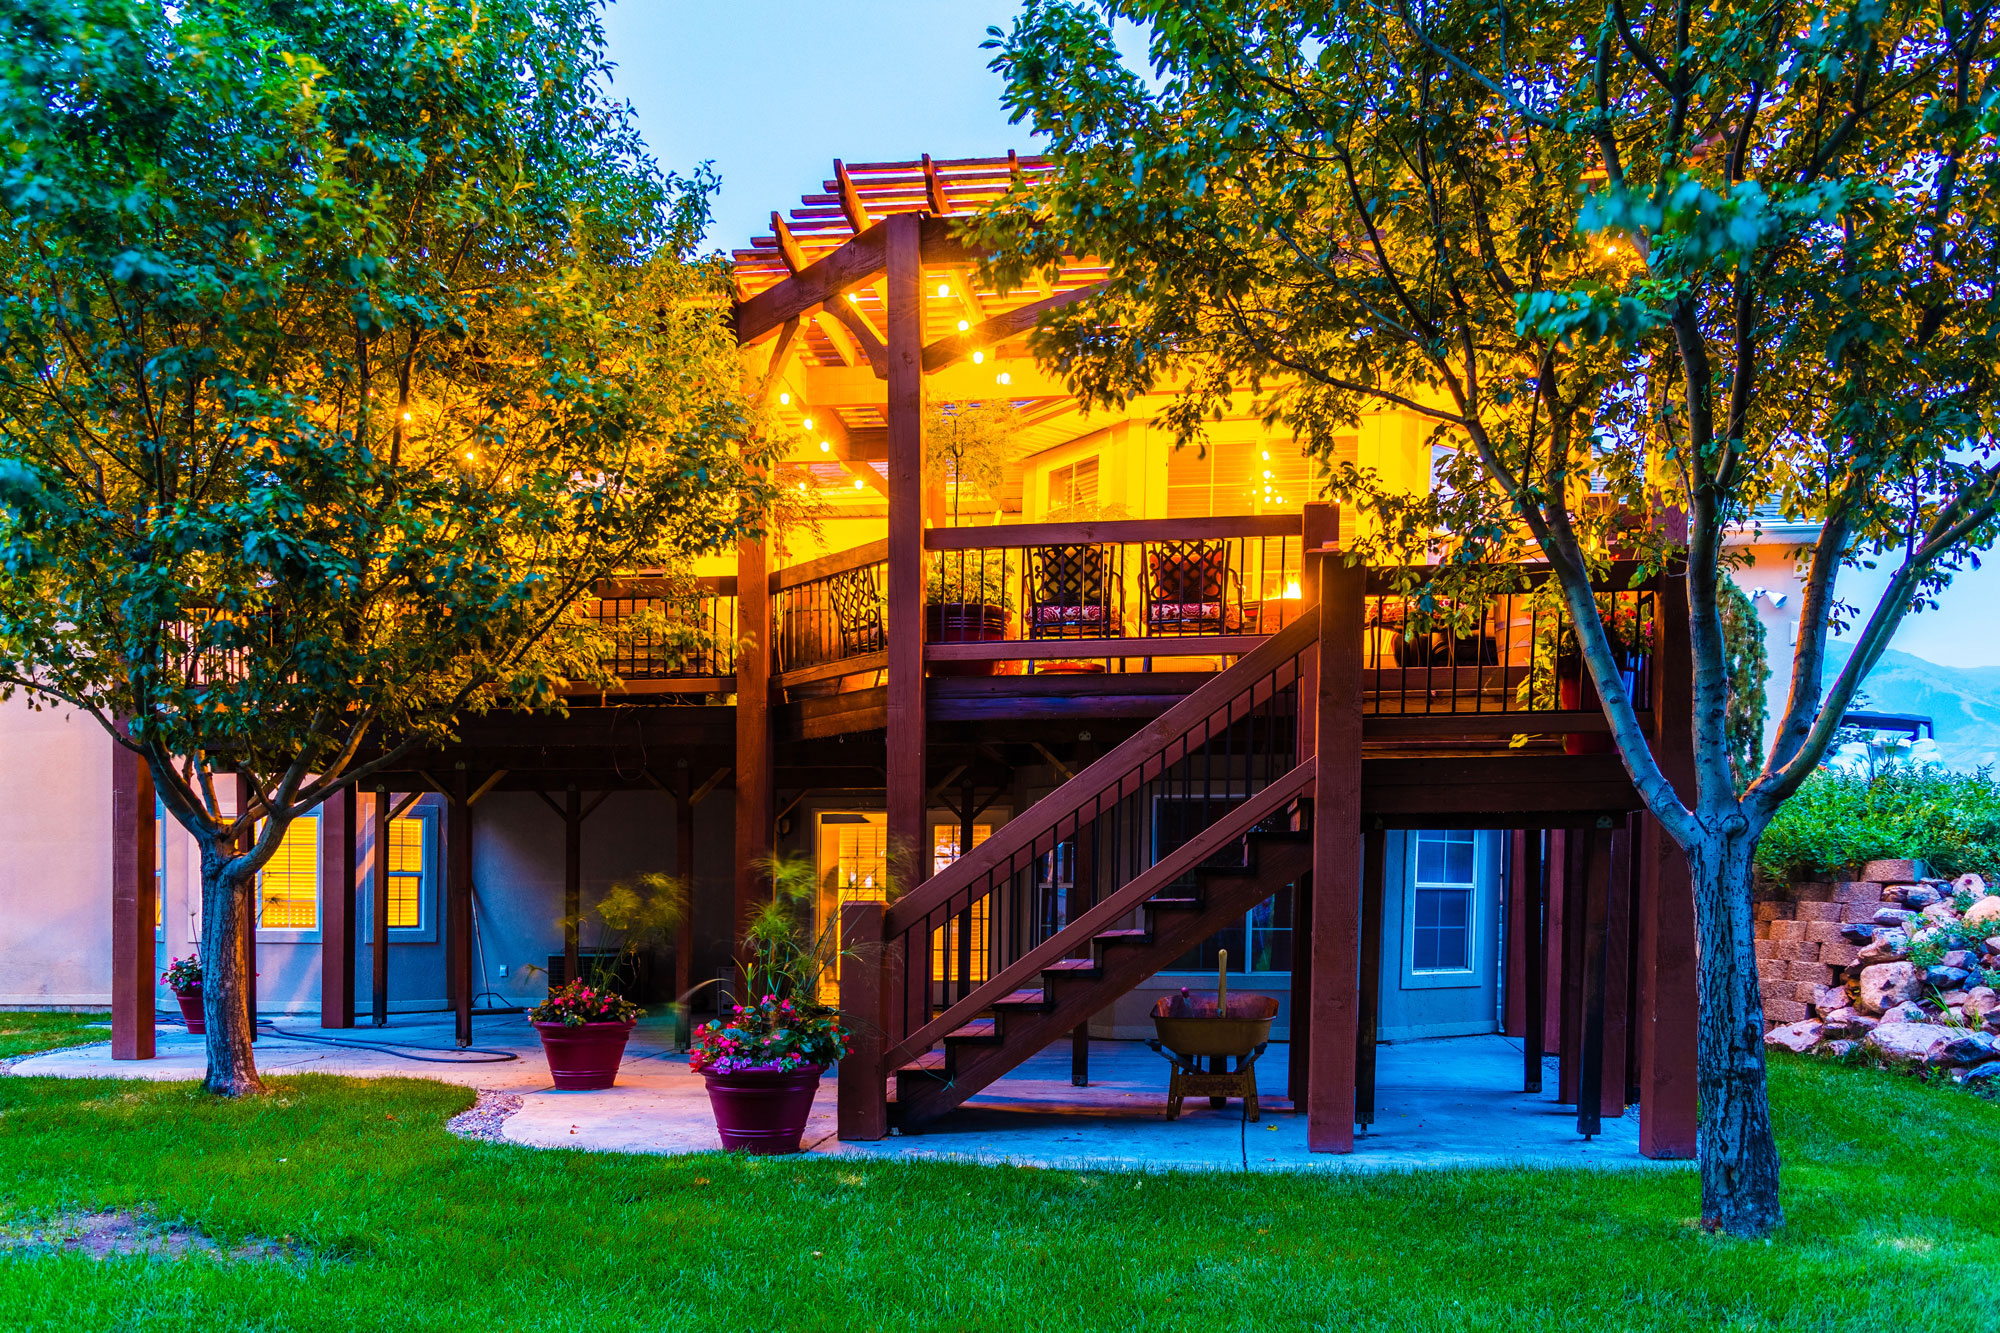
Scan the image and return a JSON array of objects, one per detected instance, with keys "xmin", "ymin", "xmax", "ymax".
[
  {"xmin": 530, "ymin": 872, "xmax": 689, "ymax": 1089},
  {"xmin": 162, "ymin": 955, "xmax": 203, "ymax": 1034},
  {"xmin": 691, "ymin": 853, "xmax": 855, "ymax": 1154},
  {"xmin": 528, "ymin": 979, "xmax": 641, "ymax": 1091}
]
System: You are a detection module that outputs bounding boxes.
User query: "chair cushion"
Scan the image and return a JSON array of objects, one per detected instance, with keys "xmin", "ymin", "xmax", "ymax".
[{"xmin": 1033, "ymin": 604, "xmax": 1110, "ymax": 625}]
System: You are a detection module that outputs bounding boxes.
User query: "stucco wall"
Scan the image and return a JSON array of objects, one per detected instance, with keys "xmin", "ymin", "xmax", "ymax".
[{"xmin": 0, "ymin": 698, "xmax": 116, "ymax": 1006}]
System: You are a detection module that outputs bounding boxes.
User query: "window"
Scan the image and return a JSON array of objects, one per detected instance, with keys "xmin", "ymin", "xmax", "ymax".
[
  {"xmin": 931, "ymin": 823, "xmax": 992, "ymax": 983},
  {"xmin": 1411, "ymin": 830, "xmax": 1476, "ymax": 973},
  {"xmin": 1155, "ymin": 796, "xmax": 1294, "ymax": 973},
  {"xmin": 1046, "ymin": 456, "xmax": 1099, "ymax": 515},
  {"xmin": 1166, "ymin": 438, "xmax": 1308, "ymax": 517},
  {"xmin": 154, "ymin": 796, "xmax": 165, "ymax": 937},
  {"xmin": 385, "ymin": 815, "xmax": 431, "ymax": 931},
  {"xmin": 257, "ymin": 815, "xmax": 319, "ymax": 931},
  {"xmin": 813, "ymin": 812, "xmax": 887, "ymax": 1001}
]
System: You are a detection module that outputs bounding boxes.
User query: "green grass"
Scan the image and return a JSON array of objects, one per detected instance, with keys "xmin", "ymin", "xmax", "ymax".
[
  {"xmin": 0, "ymin": 1011, "xmax": 109, "ymax": 1060},
  {"xmin": 0, "ymin": 1055, "xmax": 1994, "ymax": 1332}
]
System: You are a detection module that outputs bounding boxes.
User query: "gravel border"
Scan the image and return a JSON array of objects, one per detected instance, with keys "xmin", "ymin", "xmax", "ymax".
[{"xmin": 445, "ymin": 1090, "xmax": 523, "ymax": 1143}]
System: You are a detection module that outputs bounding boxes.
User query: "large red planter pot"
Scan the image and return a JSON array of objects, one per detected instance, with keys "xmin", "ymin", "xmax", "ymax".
[
  {"xmin": 173, "ymin": 987, "xmax": 205, "ymax": 1035},
  {"xmin": 925, "ymin": 602, "xmax": 1007, "ymax": 677},
  {"xmin": 534, "ymin": 1020, "xmax": 636, "ymax": 1091},
  {"xmin": 702, "ymin": 1064, "xmax": 826, "ymax": 1154}
]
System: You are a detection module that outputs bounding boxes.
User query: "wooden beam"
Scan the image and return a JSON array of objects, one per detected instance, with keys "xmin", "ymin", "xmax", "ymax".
[
  {"xmin": 448, "ymin": 771, "xmax": 472, "ymax": 1046},
  {"xmin": 921, "ymin": 283, "xmax": 1106, "ymax": 372},
  {"xmin": 771, "ymin": 211, "xmax": 807, "ymax": 275},
  {"xmin": 1600, "ymin": 818, "xmax": 1634, "ymax": 1121},
  {"xmin": 691, "ymin": 765, "xmax": 730, "ymax": 807},
  {"xmin": 1522, "ymin": 831, "xmax": 1548, "ymax": 1094},
  {"xmin": 836, "ymin": 900, "xmax": 888, "ymax": 1140},
  {"xmin": 674, "ymin": 769, "xmax": 696, "ymax": 1012},
  {"xmin": 1307, "ymin": 560, "xmax": 1365, "ymax": 1152},
  {"xmin": 821, "ymin": 299, "xmax": 888, "ymax": 377},
  {"xmin": 319, "ymin": 788, "xmax": 356, "ymax": 1029},
  {"xmin": 884, "ymin": 211, "xmax": 929, "ymax": 895},
  {"xmin": 1639, "ymin": 572, "xmax": 1698, "ymax": 1158},
  {"xmin": 110, "ymin": 739, "xmax": 156, "ymax": 1060},
  {"xmin": 735, "ymin": 529, "xmax": 774, "ymax": 975},
  {"xmin": 758, "ymin": 318, "xmax": 801, "ymax": 407},
  {"xmin": 563, "ymin": 787, "xmax": 582, "ymax": 984},
  {"xmin": 370, "ymin": 788, "xmax": 390, "ymax": 1026},
  {"xmin": 922, "ymin": 153, "xmax": 951, "ymax": 215},
  {"xmin": 467, "ymin": 769, "xmax": 507, "ymax": 806},
  {"xmin": 735, "ymin": 222, "xmax": 887, "ymax": 345},
  {"xmin": 833, "ymin": 159, "xmax": 870, "ymax": 233},
  {"xmin": 1355, "ymin": 826, "xmax": 1386, "ymax": 1129}
]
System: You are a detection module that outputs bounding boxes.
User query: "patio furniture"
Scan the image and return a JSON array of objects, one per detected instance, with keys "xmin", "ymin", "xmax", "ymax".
[
  {"xmin": 1026, "ymin": 543, "xmax": 1122, "ymax": 672},
  {"xmin": 826, "ymin": 565, "xmax": 886, "ymax": 658},
  {"xmin": 1147, "ymin": 971, "xmax": 1278, "ymax": 1121},
  {"xmin": 1142, "ymin": 539, "xmax": 1251, "ymax": 637}
]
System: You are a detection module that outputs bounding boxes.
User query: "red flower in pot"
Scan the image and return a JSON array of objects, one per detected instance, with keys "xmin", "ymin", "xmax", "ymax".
[
  {"xmin": 529, "ymin": 979, "xmax": 642, "ymax": 1091},
  {"xmin": 161, "ymin": 955, "xmax": 205, "ymax": 1035}
]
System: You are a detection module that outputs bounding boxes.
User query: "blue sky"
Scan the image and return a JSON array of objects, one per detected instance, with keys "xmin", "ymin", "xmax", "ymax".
[{"xmin": 600, "ymin": 0, "xmax": 1998, "ymax": 668}]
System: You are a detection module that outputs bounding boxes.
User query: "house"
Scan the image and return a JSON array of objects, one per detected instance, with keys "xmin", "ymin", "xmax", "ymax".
[{"xmin": 8, "ymin": 154, "xmax": 1810, "ymax": 1156}]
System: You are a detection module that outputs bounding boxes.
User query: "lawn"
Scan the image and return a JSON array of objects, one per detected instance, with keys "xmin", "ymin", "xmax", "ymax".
[
  {"xmin": 0, "ymin": 1011, "xmax": 109, "ymax": 1061},
  {"xmin": 0, "ymin": 1054, "xmax": 1993, "ymax": 1332}
]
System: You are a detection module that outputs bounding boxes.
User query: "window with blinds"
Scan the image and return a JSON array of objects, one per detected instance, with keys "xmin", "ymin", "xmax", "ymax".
[
  {"xmin": 1165, "ymin": 439, "xmax": 1310, "ymax": 516},
  {"xmin": 257, "ymin": 815, "xmax": 319, "ymax": 931},
  {"xmin": 931, "ymin": 823, "xmax": 992, "ymax": 983},
  {"xmin": 1046, "ymin": 456, "xmax": 1099, "ymax": 514},
  {"xmin": 386, "ymin": 817, "xmax": 427, "ymax": 930}
]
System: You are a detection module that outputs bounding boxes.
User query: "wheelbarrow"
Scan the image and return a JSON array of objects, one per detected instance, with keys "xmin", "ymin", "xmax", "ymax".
[{"xmin": 1146, "ymin": 950, "xmax": 1279, "ymax": 1121}]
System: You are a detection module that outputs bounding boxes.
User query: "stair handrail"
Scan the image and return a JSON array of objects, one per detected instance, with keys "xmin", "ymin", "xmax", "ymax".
[
  {"xmin": 885, "ymin": 605, "xmax": 1321, "ymax": 939},
  {"xmin": 883, "ymin": 759, "xmax": 1313, "ymax": 1070}
]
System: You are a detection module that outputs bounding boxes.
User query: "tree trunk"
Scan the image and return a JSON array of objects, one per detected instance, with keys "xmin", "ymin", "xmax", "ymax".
[
  {"xmin": 1687, "ymin": 827, "xmax": 1782, "ymax": 1235},
  {"xmin": 197, "ymin": 843, "xmax": 265, "ymax": 1097}
]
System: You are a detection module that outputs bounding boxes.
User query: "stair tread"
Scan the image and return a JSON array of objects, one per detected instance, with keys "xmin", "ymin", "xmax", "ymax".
[
  {"xmin": 894, "ymin": 1050, "xmax": 948, "ymax": 1075},
  {"xmin": 1044, "ymin": 958, "xmax": 1097, "ymax": 972},
  {"xmin": 1094, "ymin": 928, "xmax": 1150, "ymax": 942},
  {"xmin": 993, "ymin": 988, "xmax": 1048, "ymax": 1008},
  {"xmin": 946, "ymin": 1019, "xmax": 999, "ymax": 1042}
]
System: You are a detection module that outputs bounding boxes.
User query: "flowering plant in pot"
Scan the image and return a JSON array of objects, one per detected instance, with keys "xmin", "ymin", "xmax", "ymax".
[
  {"xmin": 694, "ymin": 852, "xmax": 859, "ymax": 1153},
  {"xmin": 161, "ymin": 955, "xmax": 204, "ymax": 1034}
]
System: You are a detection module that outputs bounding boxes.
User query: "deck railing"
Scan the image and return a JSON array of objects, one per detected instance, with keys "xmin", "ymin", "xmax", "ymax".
[
  {"xmin": 585, "ymin": 574, "xmax": 738, "ymax": 690},
  {"xmin": 770, "ymin": 539, "xmax": 890, "ymax": 692}
]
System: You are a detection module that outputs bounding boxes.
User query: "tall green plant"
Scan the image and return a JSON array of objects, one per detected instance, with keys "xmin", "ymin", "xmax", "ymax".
[{"xmin": 0, "ymin": 0, "xmax": 774, "ymax": 1093}]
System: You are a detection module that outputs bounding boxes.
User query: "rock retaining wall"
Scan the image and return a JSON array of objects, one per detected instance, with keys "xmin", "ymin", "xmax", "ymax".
[{"xmin": 1757, "ymin": 859, "xmax": 2000, "ymax": 1084}]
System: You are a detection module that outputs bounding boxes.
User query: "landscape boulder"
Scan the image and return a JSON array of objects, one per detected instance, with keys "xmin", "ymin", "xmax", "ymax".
[
  {"xmin": 1902, "ymin": 884, "xmax": 1944, "ymax": 908},
  {"xmin": 1764, "ymin": 1020, "xmax": 1824, "ymax": 1054},
  {"xmin": 1857, "ymin": 931, "xmax": 1912, "ymax": 966},
  {"xmin": 1821, "ymin": 1007, "xmax": 1877, "ymax": 1035},
  {"xmin": 1921, "ymin": 903, "xmax": 1960, "ymax": 927},
  {"xmin": 1841, "ymin": 922, "xmax": 1882, "ymax": 944},
  {"xmin": 1965, "ymin": 897, "xmax": 2000, "ymax": 930},
  {"xmin": 1952, "ymin": 873, "xmax": 1988, "ymax": 897},
  {"xmin": 1866, "ymin": 1022, "xmax": 1949, "ymax": 1063},
  {"xmin": 1962, "ymin": 1061, "xmax": 2000, "ymax": 1085},
  {"xmin": 1965, "ymin": 987, "xmax": 2000, "ymax": 1019},
  {"xmin": 1926, "ymin": 965, "xmax": 1972, "ymax": 990},
  {"xmin": 1880, "ymin": 1001, "xmax": 1930, "ymax": 1024},
  {"xmin": 1932, "ymin": 1031, "xmax": 1999, "ymax": 1067},
  {"xmin": 1858, "ymin": 961, "xmax": 1922, "ymax": 1014},
  {"xmin": 1942, "ymin": 949, "xmax": 1978, "ymax": 971},
  {"xmin": 1871, "ymin": 908, "xmax": 1915, "ymax": 928}
]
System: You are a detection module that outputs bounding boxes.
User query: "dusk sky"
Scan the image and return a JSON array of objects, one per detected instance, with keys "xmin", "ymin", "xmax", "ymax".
[{"xmin": 602, "ymin": 0, "xmax": 1995, "ymax": 668}]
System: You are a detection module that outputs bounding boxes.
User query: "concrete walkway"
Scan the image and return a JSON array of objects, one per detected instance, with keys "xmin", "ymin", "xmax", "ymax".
[{"xmin": 15, "ymin": 1017, "xmax": 1684, "ymax": 1173}]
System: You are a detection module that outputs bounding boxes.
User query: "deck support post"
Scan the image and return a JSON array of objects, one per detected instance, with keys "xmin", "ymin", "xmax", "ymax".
[
  {"xmin": 111, "ymin": 739, "xmax": 156, "ymax": 1060},
  {"xmin": 1558, "ymin": 826, "xmax": 1587, "ymax": 1104},
  {"xmin": 1522, "ymin": 830, "xmax": 1547, "ymax": 1093},
  {"xmin": 319, "ymin": 788, "xmax": 356, "ymax": 1028},
  {"xmin": 1578, "ymin": 820, "xmax": 1612, "ymax": 1136},
  {"xmin": 734, "ymin": 533, "xmax": 773, "ymax": 978},
  {"xmin": 836, "ymin": 900, "xmax": 888, "ymax": 1140},
  {"xmin": 674, "ymin": 770, "xmax": 696, "ymax": 1009},
  {"xmin": 1638, "ymin": 572, "xmax": 1698, "ymax": 1157},
  {"xmin": 883, "ymin": 211, "xmax": 927, "ymax": 897},
  {"xmin": 1288, "ymin": 502, "xmax": 1335, "ymax": 1105},
  {"xmin": 448, "ymin": 771, "xmax": 472, "ymax": 1047},
  {"xmin": 1601, "ymin": 818, "xmax": 1633, "ymax": 1119},
  {"xmin": 370, "ymin": 788, "xmax": 390, "ymax": 1026},
  {"xmin": 563, "ymin": 786, "xmax": 582, "ymax": 984},
  {"xmin": 1355, "ymin": 825, "xmax": 1386, "ymax": 1130},
  {"xmin": 1306, "ymin": 558, "xmax": 1364, "ymax": 1152},
  {"xmin": 236, "ymin": 774, "xmax": 257, "ymax": 1041}
]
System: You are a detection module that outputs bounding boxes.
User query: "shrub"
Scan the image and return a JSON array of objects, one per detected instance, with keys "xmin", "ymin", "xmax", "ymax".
[{"xmin": 1757, "ymin": 766, "xmax": 2000, "ymax": 880}]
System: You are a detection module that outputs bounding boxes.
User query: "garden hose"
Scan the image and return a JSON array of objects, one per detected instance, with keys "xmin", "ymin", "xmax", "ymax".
[{"xmin": 255, "ymin": 1020, "xmax": 520, "ymax": 1064}]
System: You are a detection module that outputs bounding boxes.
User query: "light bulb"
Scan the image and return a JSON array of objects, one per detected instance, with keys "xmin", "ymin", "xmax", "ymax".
[
  {"xmin": 779, "ymin": 391, "xmax": 791, "ymax": 406},
  {"xmin": 846, "ymin": 292, "xmax": 858, "ymax": 303},
  {"xmin": 853, "ymin": 478, "xmax": 865, "ymax": 489},
  {"xmin": 996, "ymin": 372, "xmax": 1011, "ymax": 385},
  {"xmin": 1261, "ymin": 450, "xmax": 1270, "ymax": 460},
  {"xmin": 1262, "ymin": 470, "xmax": 1273, "ymax": 479},
  {"xmin": 819, "ymin": 441, "xmax": 831, "ymax": 452},
  {"xmin": 936, "ymin": 283, "xmax": 950, "ymax": 298},
  {"xmin": 972, "ymin": 350, "xmax": 984, "ymax": 364},
  {"xmin": 801, "ymin": 416, "xmax": 813, "ymax": 431},
  {"xmin": 957, "ymin": 319, "xmax": 970, "ymax": 332}
]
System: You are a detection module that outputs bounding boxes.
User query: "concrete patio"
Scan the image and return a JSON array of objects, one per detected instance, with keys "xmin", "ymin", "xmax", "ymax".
[{"xmin": 14, "ymin": 1016, "xmax": 1684, "ymax": 1173}]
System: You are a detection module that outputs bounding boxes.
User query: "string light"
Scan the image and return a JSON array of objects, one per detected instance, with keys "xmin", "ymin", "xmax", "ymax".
[
  {"xmin": 996, "ymin": 372, "xmax": 1011, "ymax": 386},
  {"xmin": 971, "ymin": 350, "xmax": 984, "ymax": 364},
  {"xmin": 819, "ymin": 441, "xmax": 831, "ymax": 453},
  {"xmin": 801, "ymin": 417, "xmax": 813, "ymax": 431},
  {"xmin": 957, "ymin": 319, "xmax": 971, "ymax": 332},
  {"xmin": 779, "ymin": 391, "xmax": 791, "ymax": 406},
  {"xmin": 936, "ymin": 282, "xmax": 951, "ymax": 298},
  {"xmin": 853, "ymin": 478, "xmax": 865, "ymax": 489}
]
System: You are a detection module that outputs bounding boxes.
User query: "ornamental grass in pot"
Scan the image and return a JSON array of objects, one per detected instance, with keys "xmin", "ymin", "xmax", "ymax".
[
  {"xmin": 530, "ymin": 872, "xmax": 689, "ymax": 1090},
  {"xmin": 162, "ymin": 955, "xmax": 204, "ymax": 1034},
  {"xmin": 691, "ymin": 854, "xmax": 857, "ymax": 1154}
]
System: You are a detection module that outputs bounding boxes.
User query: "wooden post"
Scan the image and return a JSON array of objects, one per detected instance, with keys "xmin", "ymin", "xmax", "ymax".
[
  {"xmin": 674, "ymin": 770, "xmax": 696, "ymax": 1005},
  {"xmin": 563, "ymin": 786, "xmax": 582, "ymax": 984},
  {"xmin": 1578, "ymin": 821, "xmax": 1612, "ymax": 1136},
  {"xmin": 236, "ymin": 773, "xmax": 257, "ymax": 1041},
  {"xmin": 1307, "ymin": 558, "xmax": 1365, "ymax": 1152},
  {"xmin": 734, "ymin": 530, "xmax": 773, "ymax": 975},
  {"xmin": 1542, "ymin": 828, "xmax": 1566, "ymax": 1055},
  {"xmin": 836, "ymin": 900, "xmax": 887, "ymax": 1140},
  {"xmin": 1288, "ymin": 502, "xmax": 1335, "ymax": 1105},
  {"xmin": 883, "ymin": 211, "xmax": 927, "ymax": 896},
  {"xmin": 319, "ymin": 788, "xmax": 356, "ymax": 1028},
  {"xmin": 1071, "ymin": 795, "xmax": 1096, "ymax": 1088},
  {"xmin": 1639, "ymin": 572, "xmax": 1698, "ymax": 1158},
  {"xmin": 1523, "ymin": 829, "xmax": 1547, "ymax": 1094},
  {"xmin": 1355, "ymin": 825, "xmax": 1386, "ymax": 1130},
  {"xmin": 1601, "ymin": 817, "xmax": 1633, "ymax": 1119},
  {"xmin": 1504, "ymin": 832, "xmax": 1528, "ymax": 1037},
  {"xmin": 370, "ymin": 787, "xmax": 390, "ymax": 1026},
  {"xmin": 448, "ymin": 772, "xmax": 472, "ymax": 1047},
  {"xmin": 111, "ymin": 741, "xmax": 156, "ymax": 1060},
  {"xmin": 1558, "ymin": 825, "xmax": 1587, "ymax": 1104}
]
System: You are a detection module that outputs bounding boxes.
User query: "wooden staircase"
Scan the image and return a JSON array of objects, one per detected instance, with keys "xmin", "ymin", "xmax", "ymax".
[
  {"xmin": 849, "ymin": 610, "xmax": 1323, "ymax": 1135},
  {"xmin": 892, "ymin": 812, "xmax": 1312, "ymax": 1128}
]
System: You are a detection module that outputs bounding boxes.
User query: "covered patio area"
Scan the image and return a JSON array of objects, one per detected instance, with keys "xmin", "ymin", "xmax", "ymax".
[{"xmin": 18, "ymin": 1019, "xmax": 1678, "ymax": 1173}]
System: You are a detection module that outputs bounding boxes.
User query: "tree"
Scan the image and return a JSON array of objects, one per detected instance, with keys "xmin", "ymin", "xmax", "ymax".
[
  {"xmin": 975, "ymin": 0, "xmax": 2000, "ymax": 1234},
  {"xmin": 0, "ymin": 0, "xmax": 772, "ymax": 1094}
]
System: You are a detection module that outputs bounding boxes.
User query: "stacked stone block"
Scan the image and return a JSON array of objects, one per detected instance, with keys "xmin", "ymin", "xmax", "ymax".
[{"xmin": 1752, "ymin": 876, "xmax": 1891, "ymax": 1024}]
